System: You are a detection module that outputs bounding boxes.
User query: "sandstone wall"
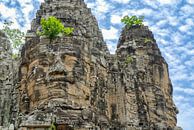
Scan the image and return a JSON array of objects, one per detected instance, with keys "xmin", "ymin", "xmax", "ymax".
[
  {"xmin": 16, "ymin": 0, "xmax": 181, "ymax": 130},
  {"xmin": 115, "ymin": 26, "xmax": 179, "ymax": 129},
  {"xmin": 18, "ymin": 0, "xmax": 109, "ymax": 129}
]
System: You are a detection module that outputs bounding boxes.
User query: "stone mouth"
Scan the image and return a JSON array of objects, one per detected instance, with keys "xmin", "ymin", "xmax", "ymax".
[
  {"xmin": 48, "ymin": 75, "xmax": 74, "ymax": 84},
  {"xmin": 49, "ymin": 76, "xmax": 66, "ymax": 82}
]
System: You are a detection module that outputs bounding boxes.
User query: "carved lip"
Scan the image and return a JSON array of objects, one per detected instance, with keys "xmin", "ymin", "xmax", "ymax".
[
  {"xmin": 48, "ymin": 76, "xmax": 74, "ymax": 84},
  {"xmin": 49, "ymin": 76, "xmax": 66, "ymax": 82}
]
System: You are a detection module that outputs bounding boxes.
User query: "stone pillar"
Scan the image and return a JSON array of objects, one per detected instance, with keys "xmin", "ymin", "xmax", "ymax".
[{"xmin": 0, "ymin": 31, "xmax": 14, "ymax": 128}]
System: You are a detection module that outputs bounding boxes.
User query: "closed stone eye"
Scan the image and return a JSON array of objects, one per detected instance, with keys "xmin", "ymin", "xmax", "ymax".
[{"xmin": 39, "ymin": 59, "xmax": 49, "ymax": 66}]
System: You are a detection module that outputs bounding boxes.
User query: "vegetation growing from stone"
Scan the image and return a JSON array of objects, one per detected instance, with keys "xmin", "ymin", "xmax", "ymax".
[
  {"xmin": 0, "ymin": 0, "xmax": 181, "ymax": 129},
  {"xmin": 37, "ymin": 16, "xmax": 74, "ymax": 42},
  {"xmin": 12, "ymin": 53, "xmax": 18, "ymax": 59},
  {"xmin": 2, "ymin": 21, "xmax": 25, "ymax": 50},
  {"xmin": 144, "ymin": 38, "xmax": 153, "ymax": 43},
  {"xmin": 125, "ymin": 55, "xmax": 133, "ymax": 64},
  {"xmin": 121, "ymin": 15, "xmax": 144, "ymax": 27},
  {"xmin": 49, "ymin": 123, "xmax": 56, "ymax": 130}
]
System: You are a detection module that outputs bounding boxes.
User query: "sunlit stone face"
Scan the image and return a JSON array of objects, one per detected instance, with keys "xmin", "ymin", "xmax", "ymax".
[{"xmin": 20, "ymin": 41, "xmax": 85, "ymax": 113}]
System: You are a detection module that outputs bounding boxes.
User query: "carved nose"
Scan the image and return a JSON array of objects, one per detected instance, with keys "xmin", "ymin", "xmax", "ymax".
[{"xmin": 48, "ymin": 59, "xmax": 67, "ymax": 75}]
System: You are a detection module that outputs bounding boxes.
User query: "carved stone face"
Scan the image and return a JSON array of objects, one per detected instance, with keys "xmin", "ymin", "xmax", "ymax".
[{"xmin": 20, "ymin": 40, "xmax": 86, "ymax": 112}]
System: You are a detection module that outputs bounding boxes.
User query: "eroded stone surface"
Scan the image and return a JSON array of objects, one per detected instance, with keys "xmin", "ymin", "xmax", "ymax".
[
  {"xmin": 18, "ymin": 0, "xmax": 109, "ymax": 129},
  {"xmin": 8, "ymin": 0, "xmax": 182, "ymax": 130},
  {"xmin": 0, "ymin": 31, "xmax": 15, "ymax": 128},
  {"xmin": 115, "ymin": 26, "xmax": 179, "ymax": 129}
]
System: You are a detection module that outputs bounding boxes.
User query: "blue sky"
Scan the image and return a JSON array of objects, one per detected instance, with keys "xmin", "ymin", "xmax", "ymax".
[{"xmin": 0, "ymin": 0, "xmax": 194, "ymax": 129}]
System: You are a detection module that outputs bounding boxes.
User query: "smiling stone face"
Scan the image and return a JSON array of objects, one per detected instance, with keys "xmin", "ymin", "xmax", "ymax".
[
  {"xmin": 18, "ymin": 35, "xmax": 103, "ymax": 129},
  {"xmin": 19, "ymin": 37, "xmax": 87, "ymax": 113}
]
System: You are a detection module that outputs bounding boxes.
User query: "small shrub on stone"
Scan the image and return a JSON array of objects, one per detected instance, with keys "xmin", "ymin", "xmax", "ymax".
[
  {"xmin": 144, "ymin": 38, "xmax": 153, "ymax": 43},
  {"xmin": 37, "ymin": 16, "xmax": 74, "ymax": 42},
  {"xmin": 121, "ymin": 15, "xmax": 144, "ymax": 27},
  {"xmin": 12, "ymin": 53, "xmax": 18, "ymax": 59},
  {"xmin": 125, "ymin": 55, "xmax": 133, "ymax": 64},
  {"xmin": 49, "ymin": 122, "xmax": 56, "ymax": 130}
]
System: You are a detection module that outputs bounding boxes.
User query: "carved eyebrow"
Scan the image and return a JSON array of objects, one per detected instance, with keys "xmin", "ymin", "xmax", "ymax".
[
  {"xmin": 56, "ymin": 46, "xmax": 81, "ymax": 57},
  {"xmin": 39, "ymin": 58, "xmax": 50, "ymax": 65},
  {"xmin": 60, "ymin": 52, "xmax": 78, "ymax": 58}
]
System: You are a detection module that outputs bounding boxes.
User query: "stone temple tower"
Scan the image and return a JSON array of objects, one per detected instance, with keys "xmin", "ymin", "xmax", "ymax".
[
  {"xmin": 115, "ymin": 26, "xmax": 180, "ymax": 129},
  {"xmin": 18, "ymin": 0, "xmax": 109, "ymax": 129},
  {"xmin": 17, "ymin": 0, "xmax": 182, "ymax": 130}
]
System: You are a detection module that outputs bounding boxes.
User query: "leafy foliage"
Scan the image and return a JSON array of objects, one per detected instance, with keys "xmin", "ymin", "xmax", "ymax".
[
  {"xmin": 12, "ymin": 53, "xmax": 18, "ymax": 59},
  {"xmin": 38, "ymin": 16, "xmax": 74, "ymax": 41},
  {"xmin": 144, "ymin": 38, "xmax": 153, "ymax": 43},
  {"xmin": 121, "ymin": 15, "xmax": 144, "ymax": 27},
  {"xmin": 2, "ymin": 21, "xmax": 25, "ymax": 49},
  {"xmin": 49, "ymin": 122, "xmax": 56, "ymax": 130},
  {"xmin": 125, "ymin": 55, "xmax": 133, "ymax": 64},
  {"xmin": 63, "ymin": 27, "xmax": 74, "ymax": 35}
]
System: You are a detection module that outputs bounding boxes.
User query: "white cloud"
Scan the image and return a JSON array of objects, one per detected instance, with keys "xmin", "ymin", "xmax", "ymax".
[
  {"xmin": 174, "ymin": 95, "xmax": 189, "ymax": 103},
  {"xmin": 179, "ymin": 18, "xmax": 194, "ymax": 33},
  {"xmin": 156, "ymin": 19, "xmax": 168, "ymax": 27},
  {"xmin": 130, "ymin": 8, "xmax": 155, "ymax": 16},
  {"xmin": 157, "ymin": 0, "xmax": 179, "ymax": 5},
  {"xmin": 187, "ymin": 0, "xmax": 194, "ymax": 4},
  {"xmin": 18, "ymin": 0, "xmax": 34, "ymax": 31},
  {"xmin": 107, "ymin": 41, "xmax": 117, "ymax": 54},
  {"xmin": 113, "ymin": 8, "xmax": 155, "ymax": 18},
  {"xmin": 89, "ymin": 0, "xmax": 113, "ymax": 21},
  {"xmin": 167, "ymin": 16, "xmax": 179, "ymax": 26},
  {"xmin": 95, "ymin": 0, "xmax": 111, "ymax": 13},
  {"xmin": 176, "ymin": 103, "xmax": 194, "ymax": 130},
  {"xmin": 143, "ymin": 21, "xmax": 150, "ymax": 26},
  {"xmin": 143, "ymin": 0, "xmax": 158, "ymax": 8},
  {"xmin": 175, "ymin": 86, "xmax": 194, "ymax": 95},
  {"xmin": 181, "ymin": 4, "xmax": 194, "ymax": 15},
  {"xmin": 0, "ymin": 3, "xmax": 20, "ymax": 29},
  {"xmin": 110, "ymin": 14, "xmax": 122, "ymax": 24},
  {"xmin": 101, "ymin": 26, "xmax": 119, "ymax": 40},
  {"xmin": 186, "ymin": 18, "xmax": 194, "ymax": 25},
  {"xmin": 150, "ymin": 26, "xmax": 170, "ymax": 37},
  {"xmin": 156, "ymin": 37, "xmax": 168, "ymax": 45},
  {"xmin": 179, "ymin": 25, "xmax": 191, "ymax": 32},
  {"xmin": 185, "ymin": 57, "xmax": 194, "ymax": 67},
  {"xmin": 39, "ymin": 0, "xmax": 44, "ymax": 2},
  {"xmin": 112, "ymin": 0, "xmax": 130, "ymax": 4},
  {"xmin": 0, "ymin": 3, "xmax": 16, "ymax": 19},
  {"xmin": 172, "ymin": 69, "xmax": 194, "ymax": 81},
  {"xmin": 86, "ymin": 2, "xmax": 95, "ymax": 9},
  {"xmin": 171, "ymin": 32, "xmax": 184, "ymax": 45}
]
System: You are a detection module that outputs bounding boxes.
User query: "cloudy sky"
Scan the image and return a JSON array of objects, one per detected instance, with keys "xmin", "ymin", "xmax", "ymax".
[{"xmin": 0, "ymin": 0, "xmax": 194, "ymax": 129}]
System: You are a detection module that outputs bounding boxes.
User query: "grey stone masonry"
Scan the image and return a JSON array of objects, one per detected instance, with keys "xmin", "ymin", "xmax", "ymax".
[{"xmin": 0, "ymin": 31, "xmax": 14, "ymax": 128}]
